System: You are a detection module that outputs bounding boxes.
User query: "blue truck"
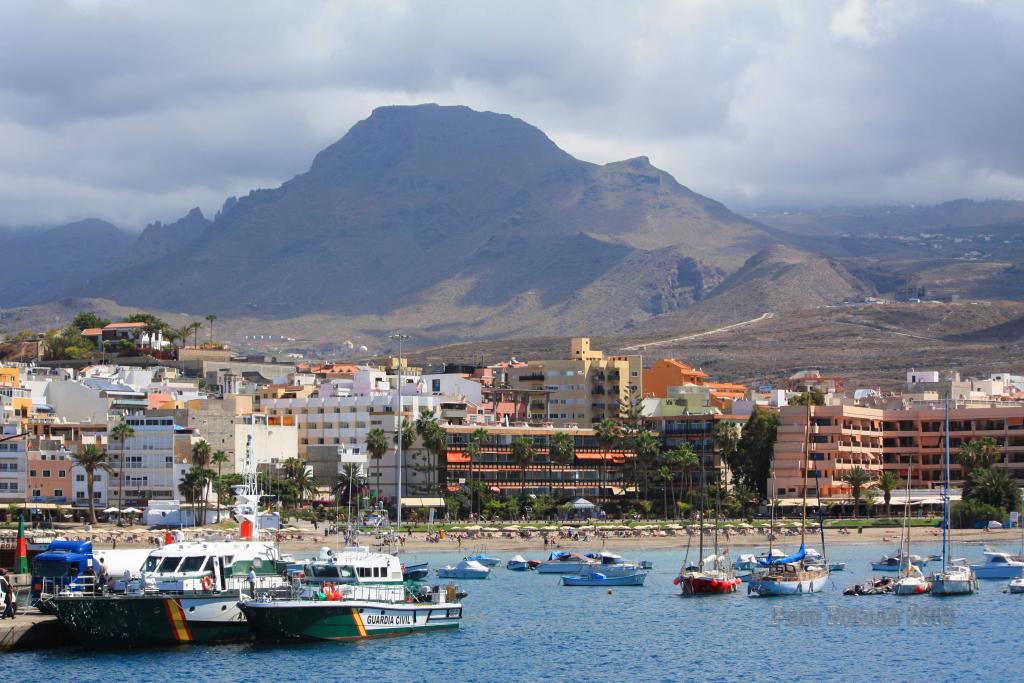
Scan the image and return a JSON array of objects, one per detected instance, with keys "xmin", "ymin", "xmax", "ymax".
[{"xmin": 31, "ymin": 540, "xmax": 97, "ymax": 600}]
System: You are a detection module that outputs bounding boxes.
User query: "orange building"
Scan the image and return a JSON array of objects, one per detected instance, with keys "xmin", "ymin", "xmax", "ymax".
[
  {"xmin": 642, "ymin": 359, "xmax": 709, "ymax": 398},
  {"xmin": 770, "ymin": 404, "xmax": 1024, "ymax": 500}
]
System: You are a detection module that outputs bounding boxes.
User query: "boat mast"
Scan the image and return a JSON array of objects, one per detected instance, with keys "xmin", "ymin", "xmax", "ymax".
[
  {"xmin": 902, "ymin": 464, "xmax": 913, "ymax": 574},
  {"xmin": 801, "ymin": 402, "xmax": 810, "ymax": 548},
  {"xmin": 943, "ymin": 397, "xmax": 950, "ymax": 573},
  {"xmin": 698, "ymin": 455, "xmax": 705, "ymax": 569}
]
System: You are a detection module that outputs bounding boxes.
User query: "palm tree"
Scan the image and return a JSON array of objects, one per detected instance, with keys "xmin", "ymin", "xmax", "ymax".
[
  {"xmin": 418, "ymin": 421, "xmax": 448, "ymax": 495},
  {"xmin": 109, "ymin": 421, "xmax": 135, "ymax": 526},
  {"xmin": 334, "ymin": 463, "xmax": 367, "ymax": 508},
  {"xmin": 594, "ymin": 418, "xmax": 622, "ymax": 503},
  {"xmin": 657, "ymin": 465, "xmax": 672, "ymax": 518},
  {"xmin": 191, "ymin": 440, "xmax": 212, "ymax": 524},
  {"xmin": 190, "ymin": 321, "xmax": 202, "ymax": 349},
  {"xmin": 963, "ymin": 467, "xmax": 1022, "ymax": 512},
  {"xmin": 875, "ymin": 470, "xmax": 903, "ymax": 518},
  {"xmin": 176, "ymin": 324, "xmax": 194, "ymax": 350},
  {"xmin": 511, "ymin": 437, "xmax": 536, "ymax": 497},
  {"xmin": 632, "ymin": 430, "xmax": 660, "ymax": 503},
  {"xmin": 365, "ymin": 428, "xmax": 389, "ymax": 503},
  {"xmin": 729, "ymin": 484, "xmax": 759, "ymax": 518},
  {"xmin": 293, "ymin": 468, "xmax": 318, "ymax": 507},
  {"xmin": 393, "ymin": 419, "xmax": 416, "ymax": 499},
  {"xmin": 211, "ymin": 449, "xmax": 228, "ymax": 522},
  {"xmin": 956, "ymin": 437, "xmax": 1001, "ymax": 479},
  {"xmin": 73, "ymin": 445, "xmax": 112, "ymax": 524},
  {"xmin": 548, "ymin": 432, "xmax": 575, "ymax": 498},
  {"xmin": 179, "ymin": 466, "xmax": 212, "ymax": 517},
  {"xmin": 841, "ymin": 466, "xmax": 874, "ymax": 518},
  {"xmin": 467, "ymin": 427, "xmax": 490, "ymax": 515},
  {"xmin": 205, "ymin": 314, "xmax": 218, "ymax": 343},
  {"xmin": 713, "ymin": 421, "xmax": 741, "ymax": 484}
]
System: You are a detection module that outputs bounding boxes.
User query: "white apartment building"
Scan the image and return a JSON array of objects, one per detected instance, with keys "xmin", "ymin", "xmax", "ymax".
[
  {"xmin": 109, "ymin": 415, "xmax": 191, "ymax": 505},
  {"xmin": 0, "ymin": 425, "xmax": 27, "ymax": 504},
  {"xmin": 232, "ymin": 414, "xmax": 299, "ymax": 472},
  {"xmin": 264, "ymin": 389, "xmax": 445, "ymax": 501}
]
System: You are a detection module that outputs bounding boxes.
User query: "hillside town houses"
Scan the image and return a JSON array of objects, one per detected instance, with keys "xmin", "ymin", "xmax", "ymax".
[{"xmin": 2, "ymin": 330, "xmax": 1024, "ymax": 525}]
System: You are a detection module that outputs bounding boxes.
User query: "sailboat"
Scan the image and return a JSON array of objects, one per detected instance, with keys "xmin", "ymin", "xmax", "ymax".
[
  {"xmin": 893, "ymin": 465, "xmax": 931, "ymax": 595},
  {"xmin": 676, "ymin": 456, "xmax": 741, "ymax": 595},
  {"xmin": 748, "ymin": 403, "xmax": 829, "ymax": 596},
  {"xmin": 931, "ymin": 399, "xmax": 978, "ymax": 596}
]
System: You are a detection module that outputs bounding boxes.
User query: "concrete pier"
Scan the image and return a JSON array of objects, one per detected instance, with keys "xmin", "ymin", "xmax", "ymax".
[{"xmin": 0, "ymin": 581, "xmax": 74, "ymax": 651}]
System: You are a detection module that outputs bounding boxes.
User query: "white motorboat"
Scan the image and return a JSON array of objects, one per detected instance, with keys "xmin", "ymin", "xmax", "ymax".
[
  {"xmin": 970, "ymin": 551, "xmax": 1024, "ymax": 579},
  {"xmin": 438, "ymin": 559, "xmax": 490, "ymax": 580},
  {"xmin": 536, "ymin": 551, "xmax": 595, "ymax": 574},
  {"xmin": 506, "ymin": 555, "xmax": 530, "ymax": 571},
  {"xmin": 871, "ymin": 551, "xmax": 929, "ymax": 572},
  {"xmin": 1008, "ymin": 577, "xmax": 1024, "ymax": 594}
]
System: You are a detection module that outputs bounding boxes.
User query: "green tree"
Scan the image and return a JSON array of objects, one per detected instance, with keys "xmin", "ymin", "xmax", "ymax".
[
  {"xmin": 109, "ymin": 421, "xmax": 135, "ymax": 526},
  {"xmin": 334, "ymin": 463, "xmax": 366, "ymax": 506},
  {"xmin": 179, "ymin": 466, "xmax": 213, "ymax": 514},
  {"xmin": 956, "ymin": 438, "xmax": 1002, "ymax": 479},
  {"xmin": 44, "ymin": 325, "xmax": 95, "ymax": 360},
  {"xmin": 419, "ymin": 420, "xmax": 448, "ymax": 495},
  {"xmin": 668, "ymin": 444, "xmax": 699, "ymax": 514},
  {"xmin": 365, "ymin": 428, "xmax": 389, "ymax": 503},
  {"xmin": 72, "ymin": 445, "xmax": 112, "ymax": 524},
  {"xmin": 876, "ymin": 470, "xmax": 903, "ymax": 518},
  {"xmin": 191, "ymin": 440, "xmax": 212, "ymax": 524},
  {"xmin": 951, "ymin": 499, "xmax": 1007, "ymax": 529},
  {"xmin": 547, "ymin": 432, "xmax": 575, "ymax": 497},
  {"xmin": 205, "ymin": 314, "xmax": 218, "ymax": 343},
  {"xmin": 726, "ymin": 407, "xmax": 779, "ymax": 498},
  {"xmin": 211, "ymin": 449, "xmax": 229, "ymax": 522},
  {"xmin": 467, "ymin": 427, "xmax": 490, "ymax": 515},
  {"xmin": 841, "ymin": 466, "xmax": 873, "ymax": 518},
  {"xmin": 729, "ymin": 484, "xmax": 759, "ymax": 518},
  {"xmin": 511, "ymin": 437, "xmax": 536, "ymax": 496},
  {"xmin": 657, "ymin": 465, "xmax": 672, "ymax": 517},
  {"xmin": 71, "ymin": 312, "xmax": 110, "ymax": 331},
  {"xmin": 632, "ymin": 430, "xmax": 660, "ymax": 503},
  {"xmin": 215, "ymin": 473, "xmax": 244, "ymax": 508},
  {"xmin": 788, "ymin": 388, "xmax": 826, "ymax": 406},
  {"xmin": 963, "ymin": 467, "xmax": 1022, "ymax": 512},
  {"xmin": 594, "ymin": 418, "xmax": 622, "ymax": 503}
]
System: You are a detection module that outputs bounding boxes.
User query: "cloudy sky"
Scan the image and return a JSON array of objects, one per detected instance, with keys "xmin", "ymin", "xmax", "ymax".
[{"xmin": 2, "ymin": 0, "xmax": 1023, "ymax": 228}]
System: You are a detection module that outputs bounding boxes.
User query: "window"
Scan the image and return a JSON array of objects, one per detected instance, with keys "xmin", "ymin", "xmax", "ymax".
[
  {"xmin": 53, "ymin": 489, "xmax": 63, "ymax": 497},
  {"xmin": 43, "ymin": 469, "xmax": 51, "ymax": 477},
  {"xmin": 75, "ymin": 474, "xmax": 85, "ymax": 482},
  {"xmin": 180, "ymin": 556, "xmax": 206, "ymax": 572},
  {"xmin": 58, "ymin": 470, "xmax": 66, "ymax": 477},
  {"xmin": 32, "ymin": 489, "xmax": 41, "ymax": 497}
]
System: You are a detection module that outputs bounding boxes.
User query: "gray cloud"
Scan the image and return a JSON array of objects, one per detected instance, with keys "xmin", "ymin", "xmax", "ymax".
[{"xmin": 1, "ymin": 0, "xmax": 1022, "ymax": 228}]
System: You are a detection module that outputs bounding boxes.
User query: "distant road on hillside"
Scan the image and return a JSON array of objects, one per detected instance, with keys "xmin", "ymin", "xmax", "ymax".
[{"xmin": 621, "ymin": 311, "xmax": 775, "ymax": 351}]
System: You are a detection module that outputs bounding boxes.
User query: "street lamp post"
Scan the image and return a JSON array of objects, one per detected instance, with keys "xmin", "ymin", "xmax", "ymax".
[{"xmin": 390, "ymin": 333, "xmax": 410, "ymax": 532}]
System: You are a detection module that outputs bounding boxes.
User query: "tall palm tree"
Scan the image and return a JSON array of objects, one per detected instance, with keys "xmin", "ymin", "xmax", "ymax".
[
  {"xmin": 956, "ymin": 437, "xmax": 1001, "ymax": 479},
  {"xmin": 875, "ymin": 470, "xmax": 903, "ymax": 518},
  {"xmin": 190, "ymin": 321, "xmax": 202, "ymax": 349},
  {"xmin": 511, "ymin": 437, "xmax": 536, "ymax": 497},
  {"xmin": 841, "ymin": 466, "xmax": 874, "ymax": 518},
  {"xmin": 205, "ymin": 314, "xmax": 218, "ymax": 344},
  {"xmin": 415, "ymin": 410, "xmax": 438, "ymax": 491},
  {"xmin": 657, "ymin": 465, "xmax": 672, "ymax": 518},
  {"xmin": 393, "ymin": 419, "xmax": 416, "ymax": 499},
  {"xmin": 211, "ymin": 449, "xmax": 228, "ymax": 522},
  {"xmin": 109, "ymin": 421, "xmax": 135, "ymax": 526},
  {"xmin": 73, "ymin": 445, "xmax": 112, "ymax": 524},
  {"xmin": 594, "ymin": 418, "xmax": 622, "ymax": 504},
  {"xmin": 632, "ymin": 430, "xmax": 660, "ymax": 503},
  {"xmin": 548, "ymin": 432, "xmax": 575, "ymax": 498},
  {"xmin": 672, "ymin": 445, "xmax": 699, "ymax": 515},
  {"xmin": 713, "ymin": 421, "xmax": 741, "ymax": 483},
  {"xmin": 468, "ymin": 427, "xmax": 490, "ymax": 514},
  {"xmin": 365, "ymin": 428, "xmax": 389, "ymax": 503},
  {"xmin": 191, "ymin": 440, "xmax": 212, "ymax": 524},
  {"xmin": 334, "ymin": 463, "xmax": 366, "ymax": 508}
]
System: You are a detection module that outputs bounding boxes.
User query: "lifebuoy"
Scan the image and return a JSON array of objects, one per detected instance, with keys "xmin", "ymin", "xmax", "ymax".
[
  {"xmin": 201, "ymin": 575, "xmax": 213, "ymax": 591},
  {"xmin": 322, "ymin": 582, "xmax": 335, "ymax": 594}
]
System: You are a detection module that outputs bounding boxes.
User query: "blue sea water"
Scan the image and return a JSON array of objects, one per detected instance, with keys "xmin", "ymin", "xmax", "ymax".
[{"xmin": 10, "ymin": 540, "xmax": 1024, "ymax": 682}]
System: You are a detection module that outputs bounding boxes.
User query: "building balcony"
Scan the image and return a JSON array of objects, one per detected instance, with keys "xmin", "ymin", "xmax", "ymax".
[{"xmin": 518, "ymin": 373, "xmax": 545, "ymax": 383}]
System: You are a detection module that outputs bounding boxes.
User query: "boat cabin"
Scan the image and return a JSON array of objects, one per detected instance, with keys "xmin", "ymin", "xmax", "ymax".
[
  {"xmin": 133, "ymin": 540, "xmax": 285, "ymax": 593},
  {"xmin": 300, "ymin": 547, "xmax": 404, "ymax": 590}
]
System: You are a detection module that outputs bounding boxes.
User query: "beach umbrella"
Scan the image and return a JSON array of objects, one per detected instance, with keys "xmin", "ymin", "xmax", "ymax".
[
  {"xmin": 103, "ymin": 506, "xmax": 121, "ymax": 513},
  {"xmin": 482, "ymin": 527, "xmax": 500, "ymax": 532}
]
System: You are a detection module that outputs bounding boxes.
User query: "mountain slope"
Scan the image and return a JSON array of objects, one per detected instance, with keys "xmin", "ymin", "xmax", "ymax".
[
  {"xmin": 0, "ymin": 219, "xmax": 132, "ymax": 307},
  {"xmin": 124, "ymin": 208, "xmax": 210, "ymax": 264},
  {"xmin": 73, "ymin": 104, "xmax": 779, "ymax": 336}
]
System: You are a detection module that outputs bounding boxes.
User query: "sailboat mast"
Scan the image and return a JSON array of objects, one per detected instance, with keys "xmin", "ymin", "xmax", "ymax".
[
  {"xmin": 801, "ymin": 402, "xmax": 810, "ymax": 547},
  {"xmin": 943, "ymin": 398, "xmax": 950, "ymax": 572},
  {"xmin": 698, "ymin": 456, "xmax": 705, "ymax": 567}
]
